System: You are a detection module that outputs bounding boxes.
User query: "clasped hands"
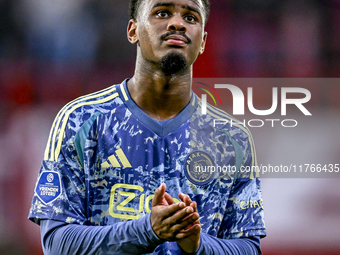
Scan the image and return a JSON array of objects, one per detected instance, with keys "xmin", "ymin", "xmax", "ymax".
[{"xmin": 150, "ymin": 183, "xmax": 201, "ymax": 253}]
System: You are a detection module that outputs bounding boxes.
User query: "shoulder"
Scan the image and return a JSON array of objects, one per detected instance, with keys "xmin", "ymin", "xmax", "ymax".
[
  {"xmin": 195, "ymin": 96, "xmax": 258, "ymax": 167},
  {"xmin": 195, "ymin": 96, "xmax": 253, "ymax": 141},
  {"xmin": 44, "ymin": 84, "xmax": 123, "ymax": 161},
  {"xmin": 62, "ymin": 84, "xmax": 121, "ymax": 126}
]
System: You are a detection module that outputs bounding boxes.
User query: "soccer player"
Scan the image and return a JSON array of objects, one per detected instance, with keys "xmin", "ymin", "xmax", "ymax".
[{"xmin": 29, "ymin": 0, "xmax": 266, "ymax": 254}]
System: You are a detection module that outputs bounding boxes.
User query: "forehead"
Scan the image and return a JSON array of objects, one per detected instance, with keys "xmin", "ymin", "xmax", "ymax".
[{"xmin": 141, "ymin": 0, "xmax": 205, "ymax": 15}]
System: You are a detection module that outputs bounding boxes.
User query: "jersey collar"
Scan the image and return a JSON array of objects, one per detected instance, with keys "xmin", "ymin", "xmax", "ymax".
[{"xmin": 116, "ymin": 79, "xmax": 198, "ymax": 137}]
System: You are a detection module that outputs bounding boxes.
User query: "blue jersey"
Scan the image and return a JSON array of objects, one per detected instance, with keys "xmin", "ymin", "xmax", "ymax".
[{"xmin": 29, "ymin": 79, "xmax": 266, "ymax": 254}]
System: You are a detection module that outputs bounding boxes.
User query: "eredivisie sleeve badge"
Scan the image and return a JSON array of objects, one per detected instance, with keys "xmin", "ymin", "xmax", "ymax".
[{"xmin": 35, "ymin": 171, "xmax": 62, "ymax": 204}]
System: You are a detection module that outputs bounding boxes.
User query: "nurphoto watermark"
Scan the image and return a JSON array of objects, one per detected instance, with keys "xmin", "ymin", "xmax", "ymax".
[{"xmin": 194, "ymin": 79, "xmax": 313, "ymax": 128}]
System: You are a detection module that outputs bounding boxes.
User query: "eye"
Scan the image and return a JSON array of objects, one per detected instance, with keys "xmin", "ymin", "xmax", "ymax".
[
  {"xmin": 156, "ymin": 10, "xmax": 170, "ymax": 18},
  {"xmin": 184, "ymin": 14, "xmax": 197, "ymax": 23}
]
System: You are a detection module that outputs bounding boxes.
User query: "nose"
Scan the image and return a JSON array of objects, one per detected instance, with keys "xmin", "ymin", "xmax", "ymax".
[{"xmin": 167, "ymin": 14, "xmax": 187, "ymax": 33}]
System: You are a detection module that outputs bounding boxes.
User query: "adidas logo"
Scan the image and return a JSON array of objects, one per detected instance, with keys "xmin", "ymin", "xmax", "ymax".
[{"xmin": 101, "ymin": 148, "xmax": 132, "ymax": 169}]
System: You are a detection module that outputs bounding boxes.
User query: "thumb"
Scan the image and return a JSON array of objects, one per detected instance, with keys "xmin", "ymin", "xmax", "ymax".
[{"xmin": 152, "ymin": 183, "xmax": 166, "ymax": 207}]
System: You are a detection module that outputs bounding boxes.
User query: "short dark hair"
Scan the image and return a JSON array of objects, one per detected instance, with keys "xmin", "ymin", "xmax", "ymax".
[{"xmin": 129, "ymin": 0, "xmax": 210, "ymax": 24}]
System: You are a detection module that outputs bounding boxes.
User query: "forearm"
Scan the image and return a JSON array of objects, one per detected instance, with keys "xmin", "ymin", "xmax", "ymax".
[
  {"xmin": 180, "ymin": 233, "xmax": 261, "ymax": 255},
  {"xmin": 41, "ymin": 214, "xmax": 163, "ymax": 255}
]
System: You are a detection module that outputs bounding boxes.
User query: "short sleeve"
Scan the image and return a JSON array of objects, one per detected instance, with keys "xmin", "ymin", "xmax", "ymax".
[{"xmin": 28, "ymin": 113, "xmax": 88, "ymax": 225}]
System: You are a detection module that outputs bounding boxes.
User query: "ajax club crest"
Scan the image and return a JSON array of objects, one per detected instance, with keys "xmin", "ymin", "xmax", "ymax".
[{"xmin": 184, "ymin": 151, "xmax": 217, "ymax": 186}]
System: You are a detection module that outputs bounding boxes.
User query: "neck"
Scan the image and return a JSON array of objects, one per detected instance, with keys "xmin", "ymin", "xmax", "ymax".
[{"xmin": 127, "ymin": 53, "xmax": 193, "ymax": 121}]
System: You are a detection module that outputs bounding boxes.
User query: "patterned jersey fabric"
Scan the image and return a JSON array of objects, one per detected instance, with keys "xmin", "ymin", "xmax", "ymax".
[{"xmin": 29, "ymin": 79, "xmax": 266, "ymax": 254}]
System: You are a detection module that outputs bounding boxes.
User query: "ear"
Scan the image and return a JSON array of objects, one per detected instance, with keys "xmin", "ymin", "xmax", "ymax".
[
  {"xmin": 127, "ymin": 19, "xmax": 139, "ymax": 45},
  {"xmin": 199, "ymin": 31, "xmax": 208, "ymax": 55}
]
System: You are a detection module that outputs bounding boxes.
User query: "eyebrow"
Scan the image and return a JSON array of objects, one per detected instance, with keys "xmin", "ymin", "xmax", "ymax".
[{"xmin": 151, "ymin": 1, "xmax": 202, "ymax": 18}]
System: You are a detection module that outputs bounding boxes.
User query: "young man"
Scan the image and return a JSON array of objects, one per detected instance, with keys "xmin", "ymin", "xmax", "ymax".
[{"xmin": 29, "ymin": 0, "xmax": 266, "ymax": 254}]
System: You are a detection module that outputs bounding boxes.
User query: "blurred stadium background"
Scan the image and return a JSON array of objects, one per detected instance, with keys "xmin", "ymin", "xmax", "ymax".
[{"xmin": 0, "ymin": 0, "xmax": 339, "ymax": 254}]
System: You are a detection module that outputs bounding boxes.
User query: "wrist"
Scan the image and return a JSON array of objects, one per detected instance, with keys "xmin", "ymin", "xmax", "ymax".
[
  {"xmin": 177, "ymin": 240, "xmax": 199, "ymax": 255},
  {"xmin": 146, "ymin": 213, "xmax": 164, "ymax": 244},
  {"xmin": 176, "ymin": 234, "xmax": 201, "ymax": 255}
]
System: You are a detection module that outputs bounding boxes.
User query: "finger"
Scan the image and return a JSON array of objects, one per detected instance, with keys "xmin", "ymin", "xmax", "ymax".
[
  {"xmin": 170, "ymin": 211, "xmax": 200, "ymax": 233},
  {"xmin": 180, "ymin": 205, "xmax": 200, "ymax": 226},
  {"xmin": 181, "ymin": 211, "xmax": 199, "ymax": 222},
  {"xmin": 184, "ymin": 194, "xmax": 192, "ymax": 206},
  {"xmin": 158, "ymin": 202, "xmax": 186, "ymax": 219},
  {"xmin": 179, "ymin": 222, "xmax": 201, "ymax": 233},
  {"xmin": 175, "ymin": 224, "xmax": 201, "ymax": 239},
  {"xmin": 181, "ymin": 218, "xmax": 200, "ymax": 231},
  {"xmin": 178, "ymin": 193, "xmax": 190, "ymax": 206},
  {"xmin": 179, "ymin": 193, "xmax": 191, "ymax": 206},
  {"xmin": 164, "ymin": 206, "xmax": 194, "ymax": 225},
  {"xmin": 191, "ymin": 201, "xmax": 197, "ymax": 212},
  {"xmin": 152, "ymin": 183, "xmax": 166, "ymax": 206},
  {"xmin": 164, "ymin": 192, "xmax": 174, "ymax": 205},
  {"xmin": 179, "ymin": 193, "xmax": 185, "ymax": 202}
]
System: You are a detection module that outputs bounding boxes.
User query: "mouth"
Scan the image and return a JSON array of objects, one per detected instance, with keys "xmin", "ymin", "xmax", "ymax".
[{"xmin": 162, "ymin": 34, "xmax": 190, "ymax": 47}]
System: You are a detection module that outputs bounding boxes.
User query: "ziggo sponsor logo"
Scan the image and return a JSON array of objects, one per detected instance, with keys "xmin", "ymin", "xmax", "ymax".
[
  {"xmin": 109, "ymin": 184, "xmax": 263, "ymax": 220},
  {"xmin": 109, "ymin": 184, "xmax": 180, "ymax": 220}
]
